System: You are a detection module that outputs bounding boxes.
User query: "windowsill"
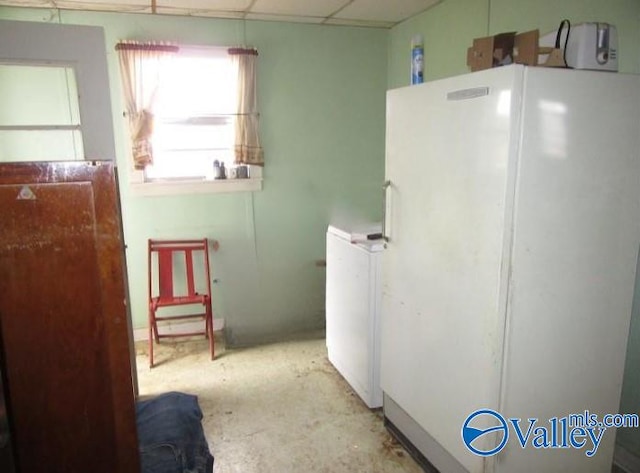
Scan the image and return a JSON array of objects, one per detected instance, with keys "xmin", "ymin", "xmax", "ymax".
[{"xmin": 130, "ymin": 177, "xmax": 263, "ymax": 196}]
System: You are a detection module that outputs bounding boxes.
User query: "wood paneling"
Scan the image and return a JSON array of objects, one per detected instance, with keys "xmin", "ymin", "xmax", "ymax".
[{"xmin": 0, "ymin": 161, "xmax": 139, "ymax": 473}]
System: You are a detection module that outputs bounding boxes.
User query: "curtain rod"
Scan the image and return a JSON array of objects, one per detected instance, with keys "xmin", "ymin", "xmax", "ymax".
[
  {"xmin": 228, "ymin": 48, "xmax": 258, "ymax": 56},
  {"xmin": 115, "ymin": 42, "xmax": 179, "ymax": 52},
  {"xmin": 115, "ymin": 43, "xmax": 258, "ymax": 55}
]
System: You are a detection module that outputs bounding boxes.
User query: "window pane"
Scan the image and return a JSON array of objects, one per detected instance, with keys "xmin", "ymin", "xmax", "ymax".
[
  {"xmin": 0, "ymin": 65, "xmax": 81, "ymax": 126},
  {"xmin": 0, "ymin": 64, "xmax": 84, "ymax": 162},
  {"xmin": 156, "ymin": 55, "xmax": 237, "ymax": 117},
  {"xmin": 148, "ymin": 50, "xmax": 238, "ymax": 180},
  {"xmin": 0, "ymin": 129, "xmax": 84, "ymax": 162},
  {"xmin": 153, "ymin": 121, "xmax": 234, "ymax": 152}
]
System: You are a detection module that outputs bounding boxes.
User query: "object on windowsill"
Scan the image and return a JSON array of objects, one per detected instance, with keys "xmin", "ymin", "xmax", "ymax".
[
  {"xmin": 236, "ymin": 165, "xmax": 248, "ymax": 179},
  {"xmin": 213, "ymin": 160, "xmax": 227, "ymax": 180}
]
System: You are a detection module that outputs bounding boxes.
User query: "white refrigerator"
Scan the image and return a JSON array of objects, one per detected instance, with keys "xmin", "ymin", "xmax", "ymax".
[{"xmin": 381, "ymin": 65, "xmax": 640, "ymax": 473}]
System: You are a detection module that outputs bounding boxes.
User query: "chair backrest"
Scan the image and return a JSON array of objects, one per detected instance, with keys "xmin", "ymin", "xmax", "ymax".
[{"xmin": 148, "ymin": 239, "xmax": 212, "ymax": 300}]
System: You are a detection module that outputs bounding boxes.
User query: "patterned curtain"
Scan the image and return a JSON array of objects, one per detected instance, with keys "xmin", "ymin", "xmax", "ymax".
[
  {"xmin": 115, "ymin": 41, "xmax": 178, "ymax": 170},
  {"xmin": 228, "ymin": 47, "xmax": 264, "ymax": 166}
]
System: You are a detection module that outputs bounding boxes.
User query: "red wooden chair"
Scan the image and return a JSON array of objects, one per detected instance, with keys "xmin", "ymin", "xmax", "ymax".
[{"xmin": 148, "ymin": 239, "xmax": 214, "ymax": 368}]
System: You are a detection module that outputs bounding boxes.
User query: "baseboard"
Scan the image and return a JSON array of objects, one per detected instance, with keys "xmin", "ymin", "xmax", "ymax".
[
  {"xmin": 133, "ymin": 319, "xmax": 225, "ymax": 342},
  {"xmin": 615, "ymin": 444, "xmax": 640, "ymax": 473}
]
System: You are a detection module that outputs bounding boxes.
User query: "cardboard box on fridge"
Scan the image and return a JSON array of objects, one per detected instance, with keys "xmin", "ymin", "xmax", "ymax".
[
  {"xmin": 467, "ymin": 29, "xmax": 565, "ymax": 72},
  {"xmin": 466, "ymin": 32, "xmax": 517, "ymax": 72}
]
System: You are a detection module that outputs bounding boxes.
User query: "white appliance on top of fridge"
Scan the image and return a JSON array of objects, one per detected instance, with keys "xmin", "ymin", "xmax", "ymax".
[
  {"xmin": 381, "ymin": 64, "xmax": 640, "ymax": 473},
  {"xmin": 326, "ymin": 224, "xmax": 384, "ymax": 408}
]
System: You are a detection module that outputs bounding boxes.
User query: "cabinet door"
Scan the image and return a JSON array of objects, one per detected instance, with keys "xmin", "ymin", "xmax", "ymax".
[{"xmin": 0, "ymin": 161, "xmax": 139, "ymax": 473}]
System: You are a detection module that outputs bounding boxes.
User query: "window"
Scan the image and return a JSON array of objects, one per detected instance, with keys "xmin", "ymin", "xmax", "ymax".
[
  {"xmin": 116, "ymin": 41, "xmax": 263, "ymax": 194},
  {"xmin": 146, "ymin": 47, "xmax": 237, "ymax": 181}
]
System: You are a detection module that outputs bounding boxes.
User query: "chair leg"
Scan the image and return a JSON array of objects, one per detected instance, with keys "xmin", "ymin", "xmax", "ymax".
[
  {"xmin": 206, "ymin": 304, "xmax": 214, "ymax": 360},
  {"xmin": 148, "ymin": 308, "xmax": 155, "ymax": 369},
  {"xmin": 152, "ymin": 313, "xmax": 160, "ymax": 344}
]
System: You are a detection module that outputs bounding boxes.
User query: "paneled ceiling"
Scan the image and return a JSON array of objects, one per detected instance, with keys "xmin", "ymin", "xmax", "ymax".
[{"xmin": 0, "ymin": 0, "xmax": 441, "ymax": 28}]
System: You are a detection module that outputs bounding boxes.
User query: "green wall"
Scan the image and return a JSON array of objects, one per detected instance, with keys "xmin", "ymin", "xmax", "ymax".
[
  {"xmin": 388, "ymin": 0, "xmax": 640, "ymax": 459},
  {"xmin": 0, "ymin": 6, "xmax": 388, "ymax": 346}
]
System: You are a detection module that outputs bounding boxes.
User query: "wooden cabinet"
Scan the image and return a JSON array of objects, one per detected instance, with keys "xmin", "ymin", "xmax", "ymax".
[{"xmin": 0, "ymin": 161, "xmax": 139, "ymax": 473}]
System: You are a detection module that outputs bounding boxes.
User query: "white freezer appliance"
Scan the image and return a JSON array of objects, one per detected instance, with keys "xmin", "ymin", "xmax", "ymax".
[
  {"xmin": 381, "ymin": 65, "xmax": 640, "ymax": 473},
  {"xmin": 326, "ymin": 224, "xmax": 384, "ymax": 408}
]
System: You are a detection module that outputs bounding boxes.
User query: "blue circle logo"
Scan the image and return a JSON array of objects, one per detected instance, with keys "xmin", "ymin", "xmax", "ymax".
[{"xmin": 461, "ymin": 409, "xmax": 509, "ymax": 456}]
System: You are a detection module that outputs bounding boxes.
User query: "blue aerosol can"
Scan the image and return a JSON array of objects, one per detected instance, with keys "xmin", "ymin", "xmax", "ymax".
[{"xmin": 411, "ymin": 34, "xmax": 424, "ymax": 85}]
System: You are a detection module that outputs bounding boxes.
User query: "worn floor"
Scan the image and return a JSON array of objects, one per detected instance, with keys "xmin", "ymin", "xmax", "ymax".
[{"xmin": 135, "ymin": 331, "xmax": 423, "ymax": 473}]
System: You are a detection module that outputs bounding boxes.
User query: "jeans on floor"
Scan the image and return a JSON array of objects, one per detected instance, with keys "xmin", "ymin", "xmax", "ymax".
[{"xmin": 136, "ymin": 391, "xmax": 214, "ymax": 473}]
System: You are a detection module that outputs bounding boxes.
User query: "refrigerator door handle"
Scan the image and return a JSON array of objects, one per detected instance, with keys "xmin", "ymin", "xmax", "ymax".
[{"xmin": 382, "ymin": 180, "xmax": 391, "ymax": 242}]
